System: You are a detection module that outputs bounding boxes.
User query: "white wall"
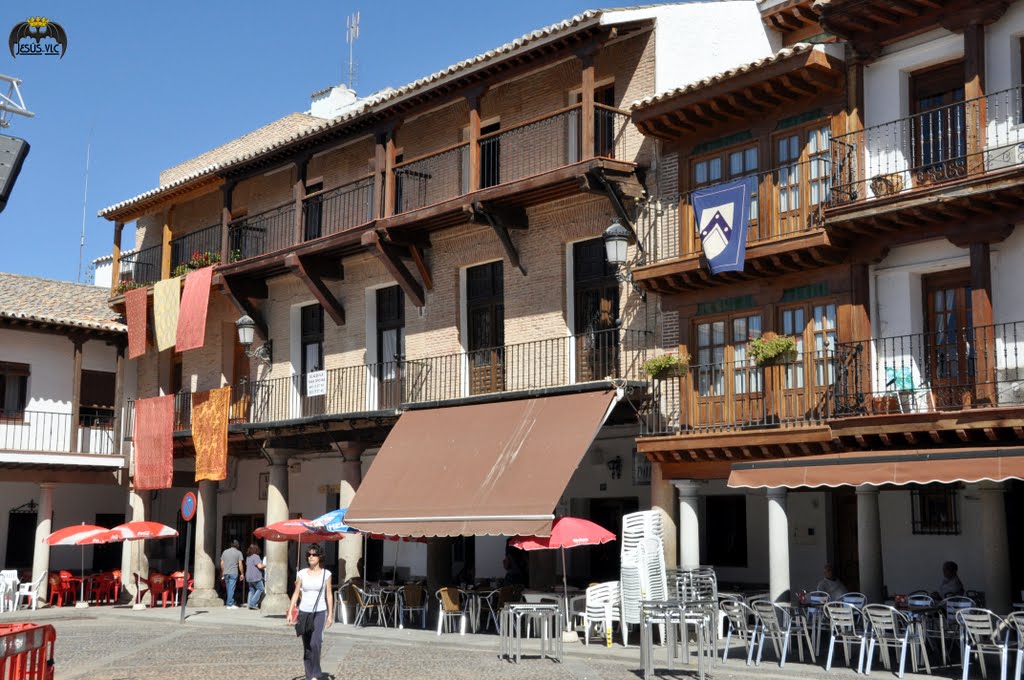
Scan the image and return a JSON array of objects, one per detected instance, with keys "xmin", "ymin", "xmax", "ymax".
[{"xmin": 986, "ymin": 1, "xmax": 1024, "ymax": 94}]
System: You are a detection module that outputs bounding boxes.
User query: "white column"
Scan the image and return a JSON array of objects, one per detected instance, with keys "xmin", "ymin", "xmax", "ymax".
[
  {"xmin": 187, "ymin": 479, "xmax": 221, "ymax": 607},
  {"xmin": 262, "ymin": 450, "xmax": 291, "ymax": 615},
  {"xmin": 674, "ymin": 480, "xmax": 701, "ymax": 570},
  {"xmin": 980, "ymin": 482, "xmax": 1011, "ymax": 613},
  {"xmin": 31, "ymin": 483, "xmax": 54, "ymax": 606},
  {"xmin": 121, "ymin": 486, "xmax": 150, "ymax": 602},
  {"xmin": 337, "ymin": 444, "xmax": 364, "ymax": 581},
  {"xmin": 651, "ymin": 465, "xmax": 678, "ymax": 569},
  {"xmin": 767, "ymin": 488, "xmax": 791, "ymax": 603},
  {"xmin": 856, "ymin": 485, "xmax": 884, "ymax": 603}
]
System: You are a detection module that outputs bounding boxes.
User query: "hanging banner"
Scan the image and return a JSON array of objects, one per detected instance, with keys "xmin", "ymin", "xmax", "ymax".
[
  {"xmin": 193, "ymin": 386, "xmax": 230, "ymax": 482},
  {"xmin": 125, "ymin": 287, "xmax": 148, "ymax": 360},
  {"xmin": 692, "ymin": 177, "xmax": 755, "ymax": 275},
  {"xmin": 153, "ymin": 277, "xmax": 181, "ymax": 352},
  {"xmin": 133, "ymin": 395, "xmax": 174, "ymax": 491},
  {"xmin": 177, "ymin": 266, "xmax": 214, "ymax": 352}
]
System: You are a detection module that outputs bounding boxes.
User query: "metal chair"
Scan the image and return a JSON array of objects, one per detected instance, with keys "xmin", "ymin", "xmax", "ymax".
[
  {"xmin": 399, "ymin": 584, "xmax": 428, "ymax": 629},
  {"xmin": 720, "ymin": 598, "xmax": 761, "ymax": 665},
  {"xmin": 957, "ymin": 608, "xmax": 1011, "ymax": 680},
  {"xmin": 824, "ymin": 601, "xmax": 868, "ymax": 672},
  {"xmin": 351, "ymin": 581, "xmax": 386, "ymax": 627},
  {"xmin": 752, "ymin": 600, "xmax": 816, "ymax": 668},
  {"xmin": 1004, "ymin": 612, "xmax": 1024, "ymax": 680},
  {"xmin": 435, "ymin": 586, "xmax": 467, "ymax": 635},
  {"xmin": 936, "ymin": 596, "xmax": 976, "ymax": 665},
  {"xmin": 863, "ymin": 604, "xmax": 930, "ymax": 678},
  {"xmin": 805, "ymin": 590, "xmax": 831, "ymax": 654},
  {"xmin": 841, "ymin": 592, "xmax": 868, "ymax": 607}
]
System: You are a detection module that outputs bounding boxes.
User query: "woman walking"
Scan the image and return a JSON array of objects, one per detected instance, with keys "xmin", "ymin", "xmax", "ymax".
[
  {"xmin": 244, "ymin": 544, "xmax": 265, "ymax": 609},
  {"xmin": 287, "ymin": 543, "xmax": 333, "ymax": 680}
]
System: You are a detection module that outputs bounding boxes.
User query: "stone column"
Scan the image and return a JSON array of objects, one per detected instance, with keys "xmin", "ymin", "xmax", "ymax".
[
  {"xmin": 767, "ymin": 488, "xmax": 791, "ymax": 603},
  {"xmin": 856, "ymin": 485, "xmax": 884, "ymax": 603},
  {"xmin": 262, "ymin": 451, "xmax": 291, "ymax": 615},
  {"xmin": 980, "ymin": 482, "xmax": 1011, "ymax": 613},
  {"xmin": 187, "ymin": 479, "xmax": 221, "ymax": 606},
  {"xmin": 427, "ymin": 538, "xmax": 452, "ymax": 618},
  {"xmin": 31, "ymin": 483, "xmax": 54, "ymax": 606},
  {"xmin": 674, "ymin": 480, "xmax": 701, "ymax": 570},
  {"xmin": 121, "ymin": 486, "xmax": 150, "ymax": 602},
  {"xmin": 337, "ymin": 444, "xmax": 364, "ymax": 581},
  {"xmin": 651, "ymin": 465, "xmax": 678, "ymax": 569}
]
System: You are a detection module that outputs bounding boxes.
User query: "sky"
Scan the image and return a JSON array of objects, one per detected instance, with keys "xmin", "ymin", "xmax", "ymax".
[{"xmin": 0, "ymin": 1, "xmax": 601, "ymax": 283}]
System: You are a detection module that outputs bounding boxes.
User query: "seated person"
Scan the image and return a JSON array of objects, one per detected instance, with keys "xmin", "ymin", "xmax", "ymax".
[
  {"xmin": 815, "ymin": 563, "xmax": 847, "ymax": 600},
  {"xmin": 936, "ymin": 560, "xmax": 964, "ymax": 599}
]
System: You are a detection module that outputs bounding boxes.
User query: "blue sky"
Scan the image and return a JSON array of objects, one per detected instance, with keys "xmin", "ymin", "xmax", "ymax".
[{"xmin": 0, "ymin": 1, "xmax": 599, "ymax": 282}]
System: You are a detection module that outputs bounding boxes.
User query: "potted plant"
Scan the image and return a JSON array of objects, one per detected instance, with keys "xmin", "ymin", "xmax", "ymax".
[
  {"xmin": 749, "ymin": 332, "xmax": 798, "ymax": 366},
  {"xmin": 642, "ymin": 352, "xmax": 689, "ymax": 379}
]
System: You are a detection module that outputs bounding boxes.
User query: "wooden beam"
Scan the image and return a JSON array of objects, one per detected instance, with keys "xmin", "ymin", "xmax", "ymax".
[
  {"xmin": 373, "ymin": 131, "xmax": 387, "ymax": 219},
  {"xmin": 215, "ymin": 273, "xmax": 268, "ymax": 341},
  {"xmin": 470, "ymin": 202, "xmax": 528, "ymax": 275},
  {"xmin": 70, "ymin": 337, "xmax": 84, "ymax": 453},
  {"xmin": 383, "ymin": 130, "xmax": 397, "ymax": 219},
  {"xmin": 409, "ymin": 245, "xmax": 433, "ymax": 291},
  {"xmin": 220, "ymin": 181, "xmax": 236, "ymax": 266},
  {"xmin": 111, "ymin": 344, "xmax": 125, "ymax": 457},
  {"xmin": 284, "ymin": 253, "xmax": 346, "ymax": 326},
  {"xmin": 293, "ymin": 155, "xmax": 310, "ymax": 245},
  {"xmin": 362, "ymin": 230, "xmax": 425, "ymax": 307},
  {"xmin": 160, "ymin": 207, "xmax": 173, "ymax": 281},
  {"xmin": 467, "ymin": 89, "xmax": 484, "ymax": 192},
  {"xmin": 580, "ymin": 50, "xmax": 596, "ymax": 160},
  {"xmin": 110, "ymin": 222, "xmax": 124, "ymax": 298}
]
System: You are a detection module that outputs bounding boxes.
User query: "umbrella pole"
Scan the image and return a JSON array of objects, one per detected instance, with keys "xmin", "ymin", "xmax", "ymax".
[
  {"xmin": 393, "ymin": 541, "xmax": 401, "ymax": 583},
  {"xmin": 561, "ymin": 546, "xmax": 570, "ymax": 633},
  {"xmin": 80, "ymin": 546, "xmax": 85, "ymax": 604}
]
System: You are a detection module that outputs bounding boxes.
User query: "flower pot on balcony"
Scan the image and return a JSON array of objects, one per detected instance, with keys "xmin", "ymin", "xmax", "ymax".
[
  {"xmin": 869, "ymin": 173, "xmax": 904, "ymax": 197},
  {"xmin": 643, "ymin": 353, "xmax": 689, "ymax": 380},
  {"xmin": 749, "ymin": 333, "xmax": 798, "ymax": 367}
]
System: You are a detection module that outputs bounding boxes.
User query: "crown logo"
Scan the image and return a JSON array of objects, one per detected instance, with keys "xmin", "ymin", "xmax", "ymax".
[{"xmin": 26, "ymin": 17, "xmax": 49, "ymax": 28}]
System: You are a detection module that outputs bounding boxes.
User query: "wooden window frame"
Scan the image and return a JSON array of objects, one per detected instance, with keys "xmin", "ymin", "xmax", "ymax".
[
  {"xmin": 0, "ymin": 361, "xmax": 29, "ymax": 421},
  {"xmin": 771, "ymin": 120, "xmax": 832, "ymax": 235},
  {"xmin": 693, "ymin": 312, "xmax": 763, "ymax": 398},
  {"xmin": 779, "ymin": 298, "xmax": 839, "ymax": 391}
]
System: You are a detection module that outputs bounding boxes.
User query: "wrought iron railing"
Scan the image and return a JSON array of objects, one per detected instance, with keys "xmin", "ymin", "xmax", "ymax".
[
  {"xmin": 0, "ymin": 410, "xmax": 115, "ymax": 455},
  {"xmin": 227, "ymin": 202, "xmax": 296, "ymax": 260},
  {"xmin": 394, "ymin": 143, "xmax": 469, "ymax": 214},
  {"xmin": 830, "ymin": 85, "xmax": 1024, "ymax": 205},
  {"xmin": 637, "ymin": 158, "xmax": 829, "ymax": 266},
  {"xmin": 118, "ymin": 244, "xmax": 162, "ymax": 288},
  {"xmin": 302, "ymin": 175, "xmax": 375, "ymax": 240},
  {"xmin": 833, "ymin": 320, "xmax": 1024, "ymax": 416},
  {"xmin": 169, "ymin": 223, "xmax": 221, "ymax": 273},
  {"xmin": 594, "ymin": 104, "xmax": 631, "ymax": 161}
]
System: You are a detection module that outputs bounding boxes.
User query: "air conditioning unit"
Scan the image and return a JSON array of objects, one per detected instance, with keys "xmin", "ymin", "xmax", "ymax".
[{"xmin": 996, "ymin": 368, "xmax": 1024, "ymax": 405}]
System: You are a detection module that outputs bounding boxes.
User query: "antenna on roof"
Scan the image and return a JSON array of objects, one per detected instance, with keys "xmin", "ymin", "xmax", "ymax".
[
  {"xmin": 77, "ymin": 132, "xmax": 92, "ymax": 283},
  {"xmin": 345, "ymin": 11, "xmax": 360, "ymax": 90}
]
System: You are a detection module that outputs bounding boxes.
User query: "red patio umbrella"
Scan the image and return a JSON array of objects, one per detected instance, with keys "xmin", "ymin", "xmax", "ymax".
[
  {"xmin": 254, "ymin": 520, "xmax": 344, "ymax": 579},
  {"xmin": 96, "ymin": 522, "xmax": 179, "ymax": 605},
  {"xmin": 511, "ymin": 517, "xmax": 616, "ymax": 631},
  {"xmin": 44, "ymin": 523, "xmax": 110, "ymax": 604}
]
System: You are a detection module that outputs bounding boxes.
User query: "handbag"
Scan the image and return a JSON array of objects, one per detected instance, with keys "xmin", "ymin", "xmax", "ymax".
[{"xmin": 294, "ymin": 570, "xmax": 326, "ymax": 637}]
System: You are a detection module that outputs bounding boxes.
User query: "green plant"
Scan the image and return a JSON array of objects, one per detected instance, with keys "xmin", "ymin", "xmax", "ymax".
[
  {"xmin": 642, "ymin": 352, "xmax": 689, "ymax": 378},
  {"xmin": 115, "ymin": 279, "xmax": 145, "ymax": 295},
  {"xmin": 749, "ymin": 332, "xmax": 798, "ymax": 366}
]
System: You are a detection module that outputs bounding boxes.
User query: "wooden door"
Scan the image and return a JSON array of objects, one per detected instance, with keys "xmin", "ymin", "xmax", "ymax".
[
  {"xmin": 221, "ymin": 514, "xmax": 264, "ymax": 555},
  {"xmin": 230, "ymin": 338, "xmax": 251, "ymax": 423},
  {"xmin": 693, "ymin": 315, "xmax": 762, "ymax": 429},
  {"xmin": 467, "ymin": 262, "xmax": 504, "ymax": 395},
  {"xmin": 779, "ymin": 306, "xmax": 808, "ymax": 422},
  {"xmin": 300, "ymin": 305, "xmax": 325, "ymax": 417},
  {"xmin": 573, "ymin": 238, "xmax": 619, "ymax": 382},
  {"xmin": 924, "ymin": 269, "xmax": 974, "ymax": 408},
  {"xmin": 303, "ymin": 182, "xmax": 324, "ymax": 241},
  {"xmin": 775, "ymin": 125, "xmax": 830, "ymax": 236},
  {"xmin": 911, "ymin": 61, "xmax": 966, "ymax": 183},
  {"xmin": 376, "ymin": 286, "xmax": 405, "ymax": 409},
  {"xmin": 4, "ymin": 503, "xmax": 36, "ymax": 569}
]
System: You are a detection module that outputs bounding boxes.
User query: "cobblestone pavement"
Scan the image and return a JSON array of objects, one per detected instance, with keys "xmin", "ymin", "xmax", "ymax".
[{"xmin": 3, "ymin": 606, "xmax": 934, "ymax": 680}]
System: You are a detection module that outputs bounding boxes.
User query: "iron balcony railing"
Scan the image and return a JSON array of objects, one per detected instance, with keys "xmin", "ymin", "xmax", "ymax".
[
  {"xmin": 832, "ymin": 320, "xmax": 1024, "ymax": 417},
  {"xmin": 227, "ymin": 202, "xmax": 296, "ymax": 261},
  {"xmin": 302, "ymin": 175, "xmax": 375, "ymax": 241},
  {"xmin": 169, "ymin": 223, "xmax": 222, "ymax": 273},
  {"xmin": 0, "ymin": 410, "xmax": 115, "ymax": 455},
  {"xmin": 830, "ymin": 85, "xmax": 1024, "ymax": 206},
  {"xmin": 638, "ymin": 157, "xmax": 829, "ymax": 266},
  {"xmin": 117, "ymin": 243, "xmax": 162, "ymax": 289}
]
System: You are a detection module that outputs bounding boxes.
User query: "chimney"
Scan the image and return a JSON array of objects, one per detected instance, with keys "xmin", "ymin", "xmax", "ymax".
[{"xmin": 308, "ymin": 84, "xmax": 360, "ymax": 119}]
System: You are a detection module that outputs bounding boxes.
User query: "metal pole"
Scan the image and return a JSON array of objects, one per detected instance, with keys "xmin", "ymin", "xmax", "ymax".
[{"xmin": 180, "ymin": 519, "xmax": 192, "ymax": 623}]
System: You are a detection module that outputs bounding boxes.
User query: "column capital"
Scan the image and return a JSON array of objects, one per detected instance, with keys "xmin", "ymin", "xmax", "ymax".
[
  {"xmin": 855, "ymin": 484, "xmax": 880, "ymax": 496},
  {"xmin": 672, "ymin": 480, "xmax": 702, "ymax": 496},
  {"xmin": 979, "ymin": 481, "xmax": 1007, "ymax": 493},
  {"xmin": 265, "ymin": 449, "xmax": 292, "ymax": 466},
  {"xmin": 766, "ymin": 487, "xmax": 788, "ymax": 500},
  {"xmin": 39, "ymin": 482, "xmax": 56, "ymax": 491}
]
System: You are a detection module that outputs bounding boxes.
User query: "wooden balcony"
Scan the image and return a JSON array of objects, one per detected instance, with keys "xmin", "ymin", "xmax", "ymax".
[
  {"xmin": 827, "ymin": 86, "xmax": 1024, "ymax": 237},
  {"xmin": 638, "ymin": 321, "xmax": 1024, "ymax": 477},
  {"xmin": 634, "ymin": 158, "xmax": 843, "ymax": 293}
]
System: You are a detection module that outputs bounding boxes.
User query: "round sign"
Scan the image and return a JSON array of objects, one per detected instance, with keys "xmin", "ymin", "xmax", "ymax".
[{"xmin": 181, "ymin": 492, "xmax": 197, "ymax": 522}]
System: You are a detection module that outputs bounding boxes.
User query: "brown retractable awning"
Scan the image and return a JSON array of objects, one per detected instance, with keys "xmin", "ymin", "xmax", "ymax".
[
  {"xmin": 344, "ymin": 389, "xmax": 620, "ymax": 538},
  {"xmin": 727, "ymin": 447, "xmax": 1024, "ymax": 489}
]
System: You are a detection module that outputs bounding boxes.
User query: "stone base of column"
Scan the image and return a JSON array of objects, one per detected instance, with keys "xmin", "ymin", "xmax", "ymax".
[
  {"xmin": 261, "ymin": 592, "xmax": 291, "ymax": 616},
  {"xmin": 186, "ymin": 588, "xmax": 223, "ymax": 608}
]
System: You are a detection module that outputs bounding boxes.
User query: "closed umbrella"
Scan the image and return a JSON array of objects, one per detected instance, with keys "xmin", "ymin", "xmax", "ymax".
[
  {"xmin": 44, "ymin": 523, "xmax": 109, "ymax": 604},
  {"xmin": 511, "ymin": 517, "xmax": 616, "ymax": 632}
]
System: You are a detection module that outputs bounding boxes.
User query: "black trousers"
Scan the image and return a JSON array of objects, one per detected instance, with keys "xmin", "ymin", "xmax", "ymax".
[{"xmin": 301, "ymin": 609, "xmax": 327, "ymax": 680}]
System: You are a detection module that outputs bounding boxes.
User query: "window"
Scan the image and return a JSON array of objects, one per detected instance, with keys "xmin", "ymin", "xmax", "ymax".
[
  {"xmin": 376, "ymin": 286, "xmax": 405, "ymax": 409},
  {"xmin": 780, "ymin": 301, "xmax": 837, "ymax": 390},
  {"xmin": 573, "ymin": 238, "xmax": 620, "ymax": 381},
  {"xmin": 705, "ymin": 495, "xmax": 747, "ymax": 567},
  {"xmin": 910, "ymin": 61, "xmax": 966, "ymax": 175},
  {"xmin": 693, "ymin": 145, "xmax": 759, "ymax": 187},
  {"xmin": 466, "ymin": 261, "xmax": 504, "ymax": 395},
  {"xmin": 911, "ymin": 485, "xmax": 960, "ymax": 535},
  {"xmin": 0, "ymin": 362, "xmax": 28, "ymax": 418},
  {"xmin": 80, "ymin": 370, "xmax": 115, "ymax": 429},
  {"xmin": 775, "ymin": 124, "xmax": 832, "ymax": 234},
  {"xmin": 303, "ymin": 181, "xmax": 324, "ymax": 241},
  {"xmin": 695, "ymin": 314, "xmax": 762, "ymax": 397},
  {"xmin": 301, "ymin": 304, "xmax": 324, "ymax": 377}
]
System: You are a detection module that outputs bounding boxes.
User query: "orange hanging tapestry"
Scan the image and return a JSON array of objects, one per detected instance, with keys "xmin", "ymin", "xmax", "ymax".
[{"xmin": 193, "ymin": 386, "xmax": 230, "ymax": 482}]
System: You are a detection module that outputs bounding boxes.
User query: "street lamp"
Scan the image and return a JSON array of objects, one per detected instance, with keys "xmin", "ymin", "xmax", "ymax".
[
  {"xmin": 602, "ymin": 218, "xmax": 645, "ymax": 299},
  {"xmin": 236, "ymin": 315, "xmax": 272, "ymax": 364}
]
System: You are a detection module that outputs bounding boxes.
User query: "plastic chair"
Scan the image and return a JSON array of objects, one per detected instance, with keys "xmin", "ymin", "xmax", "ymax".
[
  {"xmin": 720, "ymin": 598, "xmax": 761, "ymax": 665},
  {"xmin": 863, "ymin": 604, "xmax": 930, "ymax": 678},
  {"xmin": 824, "ymin": 601, "xmax": 868, "ymax": 672},
  {"xmin": 47, "ymin": 574, "xmax": 71, "ymax": 607},
  {"xmin": 435, "ymin": 587, "xmax": 467, "ymax": 636},
  {"xmin": 58, "ymin": 570, "xmax": 78, "ymax": 604},
  {"xmin": 752, "ymin": 600, "xmax": 816, "ymax": 667},
  {"xmin": 957, "ymin": 608, "xmax": 1011, "ymax": 680},
  {"xmin": 399, "ymin": 584, "xmax": 428, "ymax": 630},
  {"xmin": 582, "ymin": 581, "xmax": 621, "ymax": 646},
  {"xmin": 16, "ymin": 572, "xmax": 45, "ymax": 610},
  {"xmin": 147, "ymin": 573, "xmax": 172, "ymax": 608},
  {"xmin": 0, "ymin": 570, "xmax": 18, "ymax": 613},
  {"xmin": 351, "ymin": 581, "xmax": 385, "ymax": 627}
]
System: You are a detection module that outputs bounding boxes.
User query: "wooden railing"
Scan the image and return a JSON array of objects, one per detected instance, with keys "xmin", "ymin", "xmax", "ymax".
[{"xmin": 830, "ymin": 85, "xmax": 1024, "ymax": 206}]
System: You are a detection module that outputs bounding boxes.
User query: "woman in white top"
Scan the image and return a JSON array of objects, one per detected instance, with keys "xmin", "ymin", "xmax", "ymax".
[{"xmin": 287, "ymin": 544, "xmax": 333, "ymax": 680}]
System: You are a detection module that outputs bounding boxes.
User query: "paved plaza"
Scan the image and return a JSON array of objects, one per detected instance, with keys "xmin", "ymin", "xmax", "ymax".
[{"xmin": 0, "ymin": 605, "xmax": 951, "ymax": 680}]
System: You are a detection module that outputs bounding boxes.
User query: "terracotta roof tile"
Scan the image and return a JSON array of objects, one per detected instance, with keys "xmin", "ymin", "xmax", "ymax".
[{"xmin": 0, "ymin": 272, "xmax": 126, "ymax": 333}]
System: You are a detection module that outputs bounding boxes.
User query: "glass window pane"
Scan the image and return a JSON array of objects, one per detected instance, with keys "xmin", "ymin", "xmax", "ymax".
[
  {"xmin": 730, "ymin": 151, "xmax": 743, "ymax": 176},
  {"xmin": 749, "ymin": 316, "xmax": 762, "ymax": 339},
  {"xmin": 709, "ymin": 158, "xmax": 722, "ymax": 181},
  {"xmin": 695, "ymin": 162, "xmax": 707, "ymax": 185},
  {"xmin": 790, "ymin": 136, "xmax": 799, "ymax": 158},
  {"xmin": 698, "ymin": 349, "xmax": 710, "ymax": 365},
  {"xmin": 733, "ymin": 318, "xmax": 747, "ymax": 341},
  {"xmin": 697, "ymin": 323, "xmax": 710, "ymax": 348},
  {"xmin": 808, "ymin": 133, "xmax": 818, "ymax": 154},
  {"xmin": 713, "ymin": 321, "xmax": 725, "ymax": 344},
  {"xmin": 746, "ymin": 147, "xmax": 758, "ymax": 170},
  {"xmin": 778, "ymin": 138, "xmax": 788, "ymax": 160}
]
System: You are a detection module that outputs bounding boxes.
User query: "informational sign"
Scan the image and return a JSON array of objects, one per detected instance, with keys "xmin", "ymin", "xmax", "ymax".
[
  {"xmin": 306, "ymin": 370, "xmax": 327, "ymax": 397},
  {"xmin": 180, "ymin": 491, "xmax": 196, "ymax": 522}
]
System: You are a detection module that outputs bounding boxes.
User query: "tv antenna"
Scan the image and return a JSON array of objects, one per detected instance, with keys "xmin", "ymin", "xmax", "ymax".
[
  {"xmin": 0, "ymin": 75, "xmax": 34, "ymax": 128},
  {"xmin": 345, "ymin": 12, "xmax": 360, "ymax": 90}
]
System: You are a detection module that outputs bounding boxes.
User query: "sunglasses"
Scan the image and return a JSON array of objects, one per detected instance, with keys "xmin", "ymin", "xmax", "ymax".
[{"xmin": 306, "ymin": 552, "xmax": 320, "ymax": 558}]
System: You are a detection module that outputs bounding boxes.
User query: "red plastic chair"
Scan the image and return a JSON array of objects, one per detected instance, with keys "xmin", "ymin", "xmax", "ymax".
[
  {"xmin": 170, "ymin": 571, "xmax": 193, "ymax": 606},
  {"xmin": 47, "ymin": 574, "xmax": 72, "ymax": 607},
  {"xmin": 91, "ymin": 573, "xmax": 116, "ymax": 605},
  {"xmin": 147, "ymin": 573, "xmax": 172, "ymax": 608},
  {"xmin": 57, "ymin": 570, "xmax": 79, "ymax": 604},
  {"xmin": 111, "ymin": 569, "xmax": 122, "ymax": 602}
]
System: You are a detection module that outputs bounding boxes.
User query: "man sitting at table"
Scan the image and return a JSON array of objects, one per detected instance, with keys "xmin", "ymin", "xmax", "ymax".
[
  {"xmin": 935, "ymin": 560, "xmax": 964, "ymax": 599},
  {"xmin": 815, "ymin": 563, "xmax": 847, "ymax": 600}
]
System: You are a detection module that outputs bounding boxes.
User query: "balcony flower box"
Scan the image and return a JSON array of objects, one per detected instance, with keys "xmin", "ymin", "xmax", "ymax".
[
  {"xmin": 869, "ymin": 172, "xmax": 904, "ymax": 197},
  {"xmin": 749, "ymin": 333, "xmax": 798, "ymax": 367},
  {"xmin": 643, "ymin": 353, "xmax": 689, "ymax": 380}
]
